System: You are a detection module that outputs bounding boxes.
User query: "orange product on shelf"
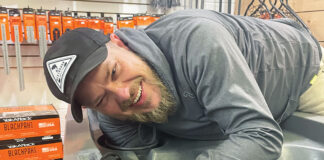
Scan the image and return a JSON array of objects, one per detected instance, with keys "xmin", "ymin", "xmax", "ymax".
[
  {"xmin": 133, "ymin": 14, "xmax": 139, "ymax": 26},
  {"xmin": 88, "ymin": 16, "xmax": 104, "ymax": 31},
  {"xmin": 117, "ymin": 17, "xmax": 135, "ymax": 29},
  {"xmin": 0, "ymin": 7, "xmax": 10, "ymax": 41},
  {"xmin": 48, "ymin": 10, "xmax": 62, "ymax": 42},
  {"xmin": 22, "ymin": 8, "xmax": 36, "ymax": 41},
  {"xmin": 259, "ymin": 11, "xmax": 270, "ymax": 19},
  {"xmin": 273, "ymin": 13, "xmax": 282, "ymax": 19},
  {"xmin": 74, "ymin": 16, "xmax": 88, "ymax": 29},
  {"xmin": 35, "ymin": 9, "xmax": 48, "ymax": 40},
  {"xmin": 134, "ymin": 13, "xmax": 151, "ymax": 29},
  {"xmin": 103, "ymin": 17, "xmax": 114, "ymax": 35},
  {"xmin": 9, "ymin": 9, "xmax": 23, "ymax": 43},
  {"xmin": 62, "ymin": 10, "xmax": 73, "ymax": 33},
  {"xmin": 151, "ymin": 14, "xmax": 163, "ymax": 23}
]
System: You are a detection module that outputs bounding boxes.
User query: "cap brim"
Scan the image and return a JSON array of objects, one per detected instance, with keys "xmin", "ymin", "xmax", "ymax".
[{"xmin": 70, "ymin": 45, "xmax": 108, "ymax": 123}]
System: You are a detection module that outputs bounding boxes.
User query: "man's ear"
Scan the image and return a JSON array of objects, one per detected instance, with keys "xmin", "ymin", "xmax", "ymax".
[{"xmin": 110, "ymin": 33, "xmax": 130, "ymax": 50}]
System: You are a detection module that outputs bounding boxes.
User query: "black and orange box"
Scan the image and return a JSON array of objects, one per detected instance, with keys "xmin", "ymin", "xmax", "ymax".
[
  {"xmin": 0, "ymin": 134, "xmax": 63, "ymax": 160},
  {"xmin": 0, "ymin": 105, "xmax": 61, "ymax": 140},
  {"xmin": 0, "ymin": 105, "xmax": 63, "ymax": 159}
]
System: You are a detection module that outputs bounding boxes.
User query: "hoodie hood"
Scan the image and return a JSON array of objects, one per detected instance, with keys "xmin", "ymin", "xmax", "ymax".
[{"xmin": 115, "ymin": 28, "xmax": 180, "ymax": 110}]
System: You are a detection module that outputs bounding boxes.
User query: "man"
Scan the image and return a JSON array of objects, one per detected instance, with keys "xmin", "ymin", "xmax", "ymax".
[{"xmin": 44, "ymin": 10, "xmax": 322, "ymax": 160}]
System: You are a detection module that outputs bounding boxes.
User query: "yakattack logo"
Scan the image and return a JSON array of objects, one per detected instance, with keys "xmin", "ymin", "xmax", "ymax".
[
  {"xmin": 2, "ymin": 117, "xmax": 32, "ymax": 122},
  {"xmin": 46, "ymin": 55, "xmax": 77, "ymax": 93},
  {"xmin": 7, "ymin": 143, "xmax": 35, "ymax": 149}
]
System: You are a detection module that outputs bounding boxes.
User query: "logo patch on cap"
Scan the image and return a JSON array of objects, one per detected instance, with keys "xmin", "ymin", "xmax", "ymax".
[{"xmin": 46, "ymin": 55, "xmax": 77, "ymax": 93}]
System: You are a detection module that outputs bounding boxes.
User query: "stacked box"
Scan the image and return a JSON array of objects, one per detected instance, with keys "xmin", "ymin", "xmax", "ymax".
[{"xmin": 0, "ymin": 105, "xmax": 63, "ymax": 160}]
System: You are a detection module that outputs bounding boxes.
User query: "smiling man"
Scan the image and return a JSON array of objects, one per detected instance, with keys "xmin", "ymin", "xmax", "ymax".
[
  {"xmin": 74, "ymin": 39, "xmax": 175, "ymax": 123},
  {"xmin": 44, "ymin": 10, "xmax": 323, "ymax": 160}
]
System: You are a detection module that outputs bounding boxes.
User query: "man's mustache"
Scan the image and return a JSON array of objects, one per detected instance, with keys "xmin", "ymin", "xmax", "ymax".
[{"xmin": 120, "ymin": 78, "xmax": 142, "ymax": 111}]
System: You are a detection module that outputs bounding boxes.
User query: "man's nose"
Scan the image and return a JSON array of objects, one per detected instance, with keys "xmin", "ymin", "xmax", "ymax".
[{"xmin": 106, "ymin": 84, "xmax": 131, "ymax": 102}]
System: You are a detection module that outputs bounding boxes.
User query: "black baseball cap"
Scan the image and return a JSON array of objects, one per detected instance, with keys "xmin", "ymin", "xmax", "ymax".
[{"xmin": 44, "ymin": 28, "xmax": 110, "ymax": 123}]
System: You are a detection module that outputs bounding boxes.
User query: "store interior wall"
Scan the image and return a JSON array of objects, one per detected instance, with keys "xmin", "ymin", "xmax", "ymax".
[
  {"xmin": 290, "ymin": 0, "xmax": 324, "ymax": 47},
  {"xmin": 235, "ymin": 0, "xmax": 324, "ymax": 46}
]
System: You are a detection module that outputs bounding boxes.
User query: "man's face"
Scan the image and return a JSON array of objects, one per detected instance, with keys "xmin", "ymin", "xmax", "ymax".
[{"xmin": 75, "ymin": 41, "xmax": 175, "ymax": 123}]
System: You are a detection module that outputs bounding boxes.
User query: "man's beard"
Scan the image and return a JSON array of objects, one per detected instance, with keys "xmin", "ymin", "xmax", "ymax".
[{"xmin": 127, "ymin": 72, "xmax": 176, "ymax": 124}]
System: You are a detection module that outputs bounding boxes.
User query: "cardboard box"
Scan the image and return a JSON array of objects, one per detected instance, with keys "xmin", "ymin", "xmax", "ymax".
[
  {"xmin": 0, "ymin": 105, "xmax": 61, "ymax": 140},
  {"xmin": 0, "ymin": 134, "xmax": 63, "ymax": 160}
]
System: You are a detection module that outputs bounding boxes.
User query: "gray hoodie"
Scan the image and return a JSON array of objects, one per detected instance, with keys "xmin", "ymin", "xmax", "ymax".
[{"xmin": 98, "ymin": 10, "xmax": 321, "ymax": 160}]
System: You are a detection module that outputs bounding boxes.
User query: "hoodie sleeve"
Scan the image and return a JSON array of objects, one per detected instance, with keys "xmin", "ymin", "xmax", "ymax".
[
  {"xmin": 97, "ymin": 112, "xmax": 158, "ymax": 149},
  {"xmin": 183, "ymin": 18, "xmax": 283, "ymax": 160}
]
